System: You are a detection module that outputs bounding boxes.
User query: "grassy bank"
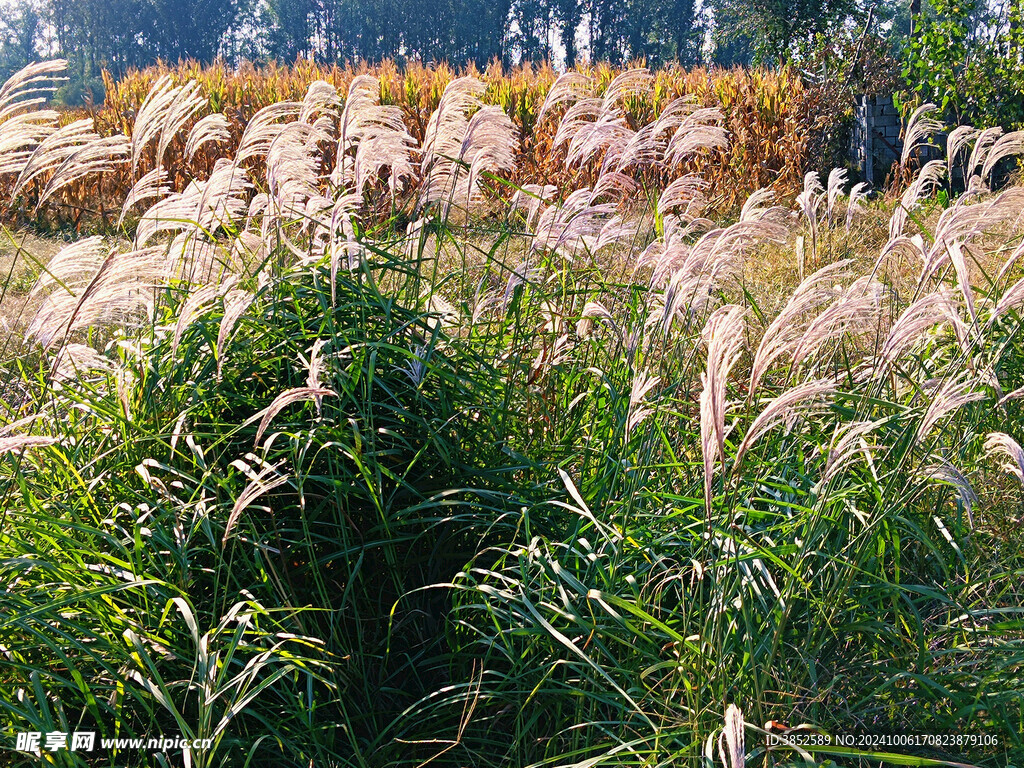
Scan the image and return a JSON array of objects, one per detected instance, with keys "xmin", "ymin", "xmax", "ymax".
[{"xmin": 0, "ymin": 61, "xmax": 1022, "ymax": 767}]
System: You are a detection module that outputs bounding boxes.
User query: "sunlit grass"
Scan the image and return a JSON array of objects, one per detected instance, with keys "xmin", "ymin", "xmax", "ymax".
[{"xmin": 0, "ymin": 60, "xmax": 1022, "ymax": 768}]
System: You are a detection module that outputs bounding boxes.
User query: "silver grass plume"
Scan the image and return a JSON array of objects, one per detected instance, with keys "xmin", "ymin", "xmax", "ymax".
[
  {"xmin": 946, "ymin": 125, "xmax": 980, "ymax": 178},
  {"xmin": 184, "ymin": 113, "xmax": 231, "ymax": 161},
  {"xmin": 643, "ymin": 219, "xmax": 784, "ymax": 323},
  {"xmin": 790, "ymin": 276, "xmax": 881, "ymax": 372},
  {"xmin": 734, "ymin": 379, "xmax": 834, "ymax": 468},
  {"xmin": 647, "ymin": 96, "xmax": 704, "ymax": 160},
  {"xmin": 665, "ymin": 107, "xmax": 728, "ymax": 166},
  {"xmin": 822, "ymin": 420, "xmax": 880, "ymax": 485},
  {"xmin": 749, "ymin": 260, "xmax": 852, "ymax": 392},
  {"xmin": 353, "ymin": 130, "xmax": 417, "ymax": 196},
  {"xmin": 27, "ymin": 245, "xmax": 168, "ymax": 349},
  {"xmin": 0, "ymin": 110, "xmax": 60, "ymax": 175},
  {"xmin": 700, "ymin": 305, "xmax": 747, "ymax": 520},
  {"xmin": 171, "ymin": 282, "xmax": 225, "ymax": 358},
  {"xmin": 716, "ymin": 704, "xmax": 745, "ymax": 768},
  {"xmin": 739, "ymin": 187, "xmax": 786, "ymax": 223},
  {"xmin": 925, "ymin": 192, "xmax": 1019, "ymax": 309},
  {"xmin": 302, "ymin": 338, "xmax": 327, "ymax": 391},
  {"xmin": 657, "ymin": 175, "xmax": 709, "ymax": 220},
  {"xmin": 965, "ymin": 127, "xmax": 1003, "ymax": 190},
  {"xmin": 576, "ymin": 300, "xmax": 621, "ymax": 341},
  {"xmin": 299, "ymin": 80, "xmax": 340, "ymax": 125},
  {"xmin": 566, "ymin": 112, "xmax": 634, "ymax": 171},
  {"xmin": 625, "ymin": 370, "xmax": 660, "ymax": 439},
  {"xmin": 872, "ymin": 233, "xmax": 925, "ymax": 282},
  {"xmin": 129, "ymin": 76, "xmax": 176, "ymax": 175},
  {"xmin": 920, "ymin": 191, "xmax": 1021, "ymax": 290},
  {"xmin": 647, "ymin": 216, "xmax": 786, "ymax": 291},
  {"xmin": 845, "ymin": 182, "xmax": 870, "ymax": 233},
  {"xmin": 423, "ymin": 77, "xmax": 487, "ymax": 155},
  {"xmin": 418, "ymin": 77, "xmax": 499, "ymax": 211},
  {"xmin": 552, "ymin": 98, "xmax": 604, "ymax": 151},
  {"xmin": 536, "ymin": 71, "xmax": 593, "ymax": 124},
  {"xmin": 877, "ymin": 289, "xmax": 959, "ymax": 367},
  {"xmin": 997, "ymin": 384, "xmax": 1024, "ymax": 407},
  {"xmin": 663, "ymin": 215, "xmax": 715, "ymax": 243},
  {"xmin": 0, "ymin": 434, "xmax": 58, "ymax": 455},
  {"xmin": 216, "ymin": 288, "xmax": 254, "ymax": 379},
  {"xmin": 51, "ymin": 343, "xmax": 112, "ymax": 382},
  {"xmin": 889, "ymin": 160, "xmax": 946, "ymax": 240},
  {"xmin": 223, "ymin": 459, "xmax": 289, "ymax": 545},
  {"xmin": 0, "ymin": 60, "xmax": 67, "ymax": 122},
  {"xmin": 11, "ymin": 118, "xmax": 98, "ymax": 198},
  {"xmin": 461, "ymin": 105, "xmax": 518, "ymax": 204},
  {"xmin": 984, "ymin": 432, "xmax": 1024, "ymax": 484},
  {"xmin": 946, "ymin": 241, "xmax": 977, "ymax": 326},
  {"xmin": 532, "ymin": 200, "xmax": 618, "ymax": 259},
  {"xmin": 29, "ymin": 236, "xmax": 108, "ymax": 299},
  {"xmin": 326, "ymin": 193, "xmax": 363, "ymax": 302},
  {"xmin": 981, "ymin": 130, "xmax": 1024, "ymax": 187},
  {"xmin": 917, "ymin": 370, "xmax": 986, "ymax": 442},
  {"xmin": 600, "ymin": 68, "xmax": 653, "ymax": 112},
  {"xmin": 265, "ymin": 120, "xmax": 330, "ymax": 226},
  {"xmin": 193, "ymin": 160, "xmax": 254, "ymax": 237},
  {"xmin": 592, "ymin": 215, "xmax": 639, "ymax": 251},
  {"xmin": 119, "ymin": 167, "xmax": 171, "ymax": 227},
  {"xmin": 509, "ymin": 183, "xmax": 557, "ymax": 228},
  {"xmin": 247, "ymin": 386, "xmax": 337, "ymax": 446},
  {"xmin": 900, "ymin": 103, "xmax": 943, "ymax": 167},
  {"xmin": 136, "ymin": 159, "xmax": 250, "ymax": 246},
  {"xmin": 36, "ymin": 134, "xmax": 130, "ymax": 210},
  {"xmin": 155, "ymin": 80, "xmax": 206, "ymax": 167},
  {"xmin": 825, "ymin": 168, "xmax": 847, "ymax": 229},
  {"xmin": 991, "ymin": 273, "xmax": 1024, "ymax": 324},
  {"xmin": 332, "ymin": 75, "xmax": 411, "ymax": 191},
  {"xmin": 921, "ymin": 460, "xmax": 977, "ymax": 526},
  {"xmin": 589, "ymin": 170, "xmax": 639, "ymax": 206},
  {"xmin": 616, "ymin": 122, "xmax": 663, "ymax": 171},
  {"xmin": 796, "ymin": 172, "xmax": 824, "ymax": 258},
  {"xmin": 235, "ymin": 101, "xmax": 302, "ymax": 165}
]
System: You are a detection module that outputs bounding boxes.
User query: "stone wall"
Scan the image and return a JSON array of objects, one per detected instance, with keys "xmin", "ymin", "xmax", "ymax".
[{"xmin": 851, "ymin": 94, "xmax": 903, "ymax": 186}]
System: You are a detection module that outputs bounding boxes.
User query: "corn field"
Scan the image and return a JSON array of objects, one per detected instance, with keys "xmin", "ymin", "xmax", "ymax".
[
  {"xmin": 9, "ymin": 58, "xmax": 821, "ymax": 232},
  {"xmin": 0, "ymin": 58, "xmax": 1022, "ymax": 768}
]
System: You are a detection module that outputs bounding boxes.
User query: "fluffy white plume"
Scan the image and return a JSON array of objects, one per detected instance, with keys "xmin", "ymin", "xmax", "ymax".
[
  {"xmin": 900, "ymin": 103, "xmax": 943, "ymax": 167},
  {"xmin": 184, "ymin": 113, "xmax": 231, "ymax": 160},
  {"xmin": 984, "ymin": 432, "xmax": 1024, "ymax": 484},
  {"xmin": 700, "ymin": 305, "xmax": 747, "ymax": 519}
]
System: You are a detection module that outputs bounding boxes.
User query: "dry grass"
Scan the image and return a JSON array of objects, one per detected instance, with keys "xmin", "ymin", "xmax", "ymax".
[
  {"xmin": 17, "ymin": 59, "xmax": 837, "ymax": 233},
  {"xmin": 0, "ymin": 229, "xmax": 66, "ymax": 340}
]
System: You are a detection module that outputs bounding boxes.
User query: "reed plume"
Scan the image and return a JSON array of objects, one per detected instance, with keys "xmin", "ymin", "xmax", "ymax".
[
  {"xmin": 700, "ymin": 304, "xmax": 746, "ymax": 520},
  {"xmin": 984, "ymin": 432, "xmax": 1024, "ymax": 484},
  {"xmin": 900, "ymin": 103, "xmax": 943, "ymax": 167}
]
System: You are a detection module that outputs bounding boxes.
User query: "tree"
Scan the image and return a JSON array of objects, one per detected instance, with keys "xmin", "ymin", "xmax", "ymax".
[
  {"xmin": 706, "ymin": 0, "xmax": 865, "ymax": 65},
  {"xmin": 669, "ymin": 0, "xmax": 702, "ymax": 66},
  {"xmin": 263, "ymin": 0, "xmax": 316, "ymax": 60},
  {"xmin": 139, "ymin": 0, "xmax": 241, "ymax": 61},
  {"xmin": 0, "ymin": 0, "xmax": 43, "ymax": 79},
  {"xmin": 48, "ymin": 0, "xmax": 150, "ymax": 98}
]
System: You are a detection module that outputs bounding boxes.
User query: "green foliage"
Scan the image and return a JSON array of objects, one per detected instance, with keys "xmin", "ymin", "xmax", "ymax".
[
  {"xmin": 901, "ymin": 0, "xmax": 973, "ymax": 118},
  {"xmin": 707, "ymin": 0, "xmax": 865, "ymax": 66},
  {"xmin": 2, "ymin": 132, "xmax": 1024, "ymax": 766},
  {"xmin": 52, "ymin": 76, "xmax": 107, "ymax": 108},
  {"xmin": 902, "ymin": 0, "xmax": 1024, "ymax": 128}
]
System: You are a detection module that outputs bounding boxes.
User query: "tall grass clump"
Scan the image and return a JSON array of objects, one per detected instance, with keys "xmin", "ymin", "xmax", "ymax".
[{"xmin": 0, "ymin": 59, "xmax": 1023, "ymax": 768}]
